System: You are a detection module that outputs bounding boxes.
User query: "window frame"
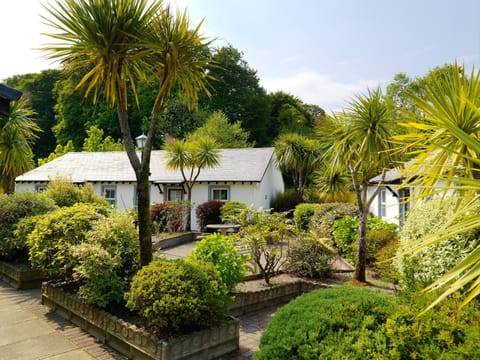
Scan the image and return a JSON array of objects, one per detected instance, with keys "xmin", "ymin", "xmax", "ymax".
[
  {"xmin": 208, "ymin": 185, "xmax": 230, "ymax": 202},
  {"xmin": 101, "ymin": 185, "xmax": 117, "ymax": 206}
]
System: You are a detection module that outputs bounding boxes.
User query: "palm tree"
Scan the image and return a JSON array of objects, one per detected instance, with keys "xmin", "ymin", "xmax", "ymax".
[
  {"xmin": 321, "ymin": 88, "xmax": 398, "ymax": 282},
  {"xmin": 394, "ymin": 63, "xmax": 480, "ymax": 310},
  {"xmin": 0, "ymin": 98, "xmax": 40, "ymax": 193},
  {"xmin": 41, "ymin": 0, "xmax": 212, "ymax": 266},
  {"xmin": 274, "ymin": 133, "xmax": 321, "ymax": 203},
  {"xmin": 165, "ymin": 137, "xmax": 220, "ymax": 230}
]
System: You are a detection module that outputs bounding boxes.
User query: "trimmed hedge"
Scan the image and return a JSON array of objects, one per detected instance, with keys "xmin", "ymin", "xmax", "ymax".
[
  {"xmin": 293, "ymin": 203, "xmax": 319, "ymax": 231},
  {"xmin": 309, "ymin": 202, "xmax": 358, "ymax": 240},
  {"xmin": 256, "ymin": 286, "xmax": 395, "ymax": 359}
]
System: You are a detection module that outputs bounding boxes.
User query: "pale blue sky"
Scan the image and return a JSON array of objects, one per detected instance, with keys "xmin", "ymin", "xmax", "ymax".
[{"xmin": 1, "ymin": 0, "xmax": 479, "ymax": 112}]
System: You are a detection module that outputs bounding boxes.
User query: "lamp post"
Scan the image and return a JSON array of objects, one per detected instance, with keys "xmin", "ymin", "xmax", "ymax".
[{"xmin": 135, "ymin": 133, "xmax": 147, "ymax": 150}]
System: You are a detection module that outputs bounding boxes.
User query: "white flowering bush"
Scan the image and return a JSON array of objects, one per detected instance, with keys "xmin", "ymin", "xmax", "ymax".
[{"xmin": 397, "ymin": 198, "xmax": 480, "ymax": 291}]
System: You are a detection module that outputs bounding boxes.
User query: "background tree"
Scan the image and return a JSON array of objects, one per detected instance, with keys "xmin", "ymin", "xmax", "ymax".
[
  {"xmin": 274, "ymin": 133, "xmax": 321, "ymax": 203},
  {"xmin": 165, "ymin": 137, "xmax": 220, "ymax": 230},
  {"xmin": 320, "ymin": 88, "xmax": 398, "ymax": 282},
  {"xmin": 38, "ymin": 140, "xmax": 75, "ymax": 165},
  {"xmin": 82, "ymin": 125, "xmax": 123, "ymax": 152},
  {"xmin": 5, "ymin": 70, "xmax": 62, "ymax": 159},
  {"xmin": 187, "ymin": 111, "xmax": 253, "ymax": 148},
  {"xmin": 42, "ymin": 0, "xmax": 213, "ymax": 266},
  {"xmin": 393, "ymin": 63, "xmax": 480, "ymax": 310},
  {"xmin": 0, "ymin": 98, "xmax": 40, "ymax": 193},
  {"xmin": 201, "ymin": 45, "xmax": 272, "ymax": 145}
]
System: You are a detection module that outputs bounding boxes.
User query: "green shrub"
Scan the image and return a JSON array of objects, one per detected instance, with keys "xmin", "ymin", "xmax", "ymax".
[
  {"xmin": 286, "ymin": 233, "xmax": 335, "ymax": 278},
  {"xmin": 0, "ymin": 192, "xmax": 57, "ymax": 259},
  {"xmin": 373, "ymin": 239, "xmax": 400, "ymax": 284},
  {"xmin": 293, "ymin": 203, "xmax": 319, "ymax": 231},
  {"xmin": 256, "ymin": 286, "xmax": 395, "ymax": 360},
  {"xmin": 309, "ymin": 202, "xmax": 358, "ymax": 240},
  {"xmin": 150, "ymin": 200, "xmax": 187, "ymax": 233},
  {"xmin": 195, "ymin": 200, "xmax": 223, "ymax": 230},
  {"xmin": 220, "ymin": 200, "xmax": 248, "ymax": 224},
  {"xmin": 332, "ymin": 216, "xmax": 398, "ymax": 265},
  {"xmin": 43, "ymin": 177, "xmax": 109, "ymax": 208},
  {"xmin": 241, "ymin": 211, "xmax": 292, "ymax": 284},
  {"xmin": 125, "ymin": 259, "xmax": 230, "ymax": 335},
  {"xmin": 270, "ymin": 188, "xmax": 298, "ymax": 213},
  {"xmin": 397, "ymin": 198, "xmax": 480, "ymax": 291},
  {"xmin": 386, "ymin": 292, "xmax": 480, "ymax": 359},
  {"xmin": 71, "ymin": 210, "xmax": 139, "ymax": 307},
  {"xmin": 27, "ymin": 203, "xmax": 103, "ymax": 278},
  {"xmin": 187, "ymin": 233, "xmax": 248, "ymax": 289}
]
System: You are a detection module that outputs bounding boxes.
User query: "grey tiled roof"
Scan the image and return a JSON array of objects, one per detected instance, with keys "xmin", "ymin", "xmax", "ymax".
[{"xmin": 16, "ymin": 148, "xmax": 276, "ymax": 184}]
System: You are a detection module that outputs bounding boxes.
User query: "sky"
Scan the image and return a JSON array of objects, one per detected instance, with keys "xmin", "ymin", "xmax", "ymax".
[{"xmin": 0, "ymin": 0, "xmax": 479, "ymax": 113}]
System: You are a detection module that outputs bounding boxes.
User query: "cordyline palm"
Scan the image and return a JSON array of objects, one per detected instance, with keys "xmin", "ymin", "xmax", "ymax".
[
  {"xmin": 321, "ymin": 88, "xmax": 398, "ymax": 282},
  {"xmin": 41, "ymin": 0, "xmax": 212, "ymax": 266},
  {"xmin": 274, "ymin": 133, "xmax": 321, "ymax": 203},
  {"xmin": 0, "ymin": 98, "xmax": 40, "ymax": 193},
  {"xmin": 394, "ymin": 63, "xmax": 480, "ymax": 311},
  {"xmin": 165, "ymin": 137, "xmax": 220, "ymax": 230}
]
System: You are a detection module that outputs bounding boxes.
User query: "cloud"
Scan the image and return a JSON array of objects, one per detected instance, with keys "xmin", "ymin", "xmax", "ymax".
[{"xmin": 261, "ymin": 71, "xmax": 380, "ymax": 113}]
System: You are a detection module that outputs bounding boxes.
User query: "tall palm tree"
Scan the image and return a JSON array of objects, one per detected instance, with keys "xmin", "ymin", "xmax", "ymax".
[
  {"xmin": 165, "ymin": 137, "xmax": 220, "ymax": 230},
  {"xmin": 274, "ymin": 133, "xmax": 321, "ymax": 203},
  {"xmin": 321, "ymin": 88, "xmax": 398, "ymax": 282},
  {"xmin": 0, "ymin": 98, "xmax": 40, "ymax": 193},
  {"xmin": 394, "ymin": 63, "xmax": 480, "ymax": 310},
  {"xmin": 41, "ymin": 0, "xmax": 212, "ymax": 266}
]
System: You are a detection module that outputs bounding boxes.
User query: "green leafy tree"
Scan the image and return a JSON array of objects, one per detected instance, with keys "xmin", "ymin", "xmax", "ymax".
[
  {"xmin": 0, "ymin": 98, "xmax": 40, "ymax": 193},
  {"xmin": 187, "ymin": 111, "xmax": 253, "ymax": 148},
  {"xmin": 201, "ymin": 46, "xmax": 271, "ymax": 145},
  {"xmin": 320, "ymin": 88, "xmax": 398, "ymax": 282},
  {"xmin": 394, "ymin": 63, "xmax": 480, "ymax": 310},
  {"xmin": 82, "ymin": 125, "xmax": 123, "ymax": 151},
  {"xmin": 4, "ymin": 70, "xmax": 62, "ymax": 159},
  {"xmin": 164, "ymin": 137, "xmax": 220, "ymax": 230},
  {"xmin": 42, "ymin": 0, "xmax": 212, "ymax": 266},
  {"xmin": 274, "ymin": 133, "xmax": 321, "ymax": 203}
]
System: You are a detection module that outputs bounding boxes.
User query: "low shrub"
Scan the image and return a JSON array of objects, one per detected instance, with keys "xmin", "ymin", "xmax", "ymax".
[
  {"xmin": 71, "ymin": 210, "xmax": 139, "ymax": 307},
  {"xmin": 285, "ymin": 233, "xmax": 334, "ymax": 279},
  {"xmin": 385, "ymin": 292, "xmax": 480, "ymax": 359},
  {"xmin": 43, "ymin": 177, "xmax": 109, "ymax": 208},
  {"xmin": 195, "ymin": 200, "xmax": 223, "ymax": 230},
  {"xmin": 187, "ymin": 233, "xmax": 248, "ymax": 289},
  {"xmin": 309, "ymin": 202, "xmax": 358, "ymax": 240},
  {"xmin": 124, "ymin": 259, "xmax": 230, "ymax": 335},
  {"xmin": 256, "ymin": 286, "xmax": 395, "ymax": 359},
  {"xmin": 27, "ymin": 203, "xmax": 103, "ymax": 278},
  {"xmin": 293, "ymin": 203, "xmax": 319, "ymax": 231},
  {"xmin": 220, "ymin": 200, "xmax": 248, "ymax": 224},
  {"xmin": 373, "ymin": 239, "xmax": 400, "ymax": 284},
  {"xmin": 0, "ymin": 192, "xmax": 57, "ymax": 259},
  {"xmin": 270, "ymin": 188, "xmax": 298, "ymax": 213},
  {"xmin": 150, "ymin": 200, "xmax": 186, "ymax": 233}
]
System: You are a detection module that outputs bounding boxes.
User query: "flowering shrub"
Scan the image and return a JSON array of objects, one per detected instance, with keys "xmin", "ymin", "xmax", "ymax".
[
  {"xmin": 71, "ymin": 210, "xmax": 139, "ymax": 307},
  {"xmin": 150, "ymin": 200, "xmax": 187, "ymax": 233}
]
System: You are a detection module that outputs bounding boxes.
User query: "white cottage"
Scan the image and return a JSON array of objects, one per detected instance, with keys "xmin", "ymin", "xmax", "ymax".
[
  {"xmin": 15, "ymin": 148, "xmax": 285, "ymax": 230},
  {"xmin": 368, "ymin": 167, "xmax": 411, "ymax": 226}
]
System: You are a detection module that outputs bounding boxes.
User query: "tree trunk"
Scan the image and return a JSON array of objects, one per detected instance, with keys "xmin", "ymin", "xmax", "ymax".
[
  {"xmin": 185, "ymin": 185, "xmax": 193, "ymax": 231},
  {"xmin": 353, "ymin": 208, "xmax": 368, "ymax": 282},
  {"xmin": 136, "ymin": 167, "xmax": 153, "ymax": 266}
]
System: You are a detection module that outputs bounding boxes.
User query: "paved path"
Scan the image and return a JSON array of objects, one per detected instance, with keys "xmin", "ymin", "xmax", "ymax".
[{"xmin": 0, "ymin": 281, "xmax": 126, "ymax": 360}]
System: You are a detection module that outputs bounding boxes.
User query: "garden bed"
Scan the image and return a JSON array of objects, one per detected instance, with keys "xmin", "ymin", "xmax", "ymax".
[
  {"xmin": 0, "ymin": 260, "xmax": 46, "ymax": 289},
  {"xmin": 152, "ymin": 232, "xmax": 198, "ymax": 251},
  {"xmin": 41, "ymin": 281, "xmax": 239, "ymax": 360},
  {"xmin": 229, "ymin": 274, "xmax": 329, "ymax": 316}
]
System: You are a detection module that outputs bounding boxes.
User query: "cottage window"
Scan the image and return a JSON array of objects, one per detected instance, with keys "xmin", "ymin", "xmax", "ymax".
[
  {"xmin": 379, "ymin": 188, "xmax": 387, "ymax": 217},
  {"xmin": 209, "ymin": 186, "xmax": 230, "ymax": 202},
  {"xmin": 35, "ymin": 184, "xmax": 47, "ymax": 192},
  {"xmin": 101, "ymin": 185, "xmax": 117, "ymax": 206},
  {"xmin": 168, "ymin": 188, "xmax": 184, "ymax": 201}
]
